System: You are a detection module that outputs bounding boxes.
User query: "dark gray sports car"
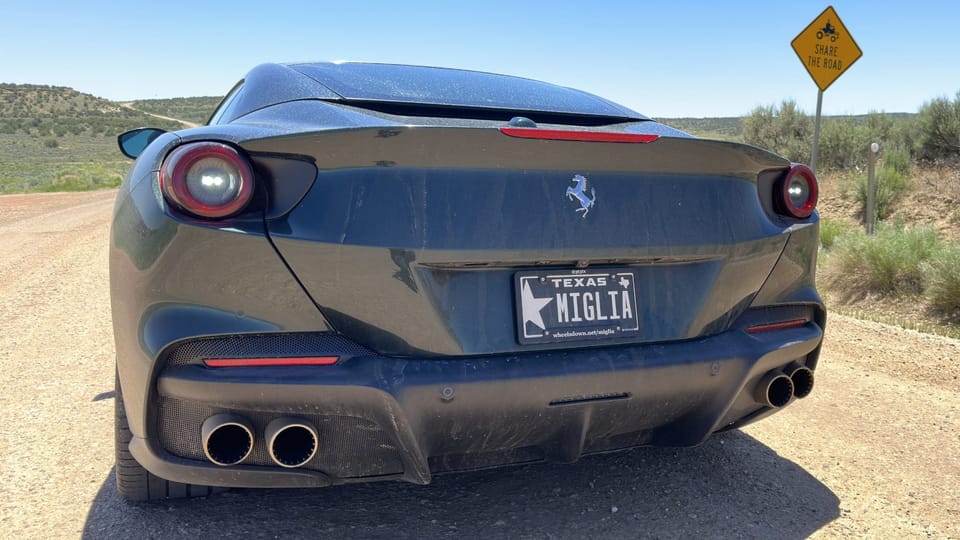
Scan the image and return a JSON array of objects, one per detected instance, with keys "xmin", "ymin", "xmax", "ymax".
[{"xmin": 112, "ymin": 62, "xmax": 824, "ymax": 501}]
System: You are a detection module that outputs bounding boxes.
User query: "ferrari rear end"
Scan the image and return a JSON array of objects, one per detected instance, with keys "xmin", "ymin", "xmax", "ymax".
[{"xmin": 110, "ymin": 62, "xmax": 824, "ymax": 500}]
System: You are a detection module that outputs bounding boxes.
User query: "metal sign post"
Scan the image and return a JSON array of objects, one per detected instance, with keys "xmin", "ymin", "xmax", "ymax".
[
  {"xmin": 791, "ymin": 6, "xmax": 863, "ymax": 174},
  {"xmin": 866, "ymin": 142, "xmax": 881, "ymax": 234},
  {"xmin": 811, "ymin": 90, "xmax": 823, "ymax": 174}
]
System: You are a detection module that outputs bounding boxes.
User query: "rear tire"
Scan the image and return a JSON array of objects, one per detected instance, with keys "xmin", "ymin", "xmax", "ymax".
[{"xmin": 115, "ymin": 371, "xmax": 222, "ymax": 501}]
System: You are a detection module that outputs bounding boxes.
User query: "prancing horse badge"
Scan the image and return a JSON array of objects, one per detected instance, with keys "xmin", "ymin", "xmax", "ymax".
[{"xmin": 566, "ymin": 175, "xmax": 596, "ymax": 218}]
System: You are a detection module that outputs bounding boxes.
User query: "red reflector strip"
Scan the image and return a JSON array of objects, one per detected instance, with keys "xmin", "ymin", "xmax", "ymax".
[
  {"xmin": 499, "ymin": 127, "xmax": 659, "ymax": 143},
  {"xmin": 746, "ymin": 319, "xmax": 807, "ymax": 334},
  {"xmin": 203, "ymin": 356, "xmax": 340, "ymax": 368}
]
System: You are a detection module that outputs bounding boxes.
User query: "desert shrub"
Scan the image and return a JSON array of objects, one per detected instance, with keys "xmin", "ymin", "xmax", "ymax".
[
  {"xmin": 826, "ymin": 224, "xmax": 941, "ymax": 296},
  {"xmin": 924, "ymin": 244, "xmax": 960, "ymax": 317},
  {"xmin": 43, "ymin": 138, "xmax": 59, "ymax": 148},
  {"xmin": 854, "ymin": 145, "xmax": 913, "ymax": 221},
  {"xmin": 828, "ymin": 111, "xmax": 914, "ymax": 169},
  {"xmin": 818, "ymin": 118, "xmax": 869, "ymax": 170},
  {"xmin": 882, "ymin": 143, "xmax": 913, "ymax": 176},
  {"xmin": 35, "ymin": 164, "xmax": 125, "ymax": 192},
  {"xmin": 742, "ymin": 100, "xmax": 812, "ymax": 163},
  {"xmin": 865, "ymin": 111, "xmax": 894, "ymax": 141},
  {"xmin": 819, "ymin": 217, "xmax": 850, "ymax": 250},
  {"xmin": 916, "ymin": 91, "xmax": 960, "ymax": 162},
  {"xmin": 888, "ymin": 117, "xmax": 920, "ymax": 157}
]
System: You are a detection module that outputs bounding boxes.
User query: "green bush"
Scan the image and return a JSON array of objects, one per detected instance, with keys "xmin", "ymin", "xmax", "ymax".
[
  {"xmin": 826, "ymin": 224, "xmax": 941, "ymax": 296},
  {"xmin": 742, "ymin": 100, "xmax": 812, "ymax": 163},
  {"xmin": 819, "ymin": 217, "xmax": 850, "ymax": 250},
  {"xmin": 34, "ymin": 163, "xmax": 125, "ymax": 192},
  {"xmin": 854, "ymin": 145, "xmax": 913, "ymax": 222},
  {"xmin": 916, "ymin": 91, "xmax": 960, "ymax": 162},
  {"xmin": 818, "ymin": 118, "xmax": 869, "ymax": 170},
  {"xmin": 882, "ymin": 143, "xmax": 913, "ymax": 176},
  {"xmin": 924, "ymin": 244, "xmax": 960, "ymax": 317},
  {"xmin": 888, "ymin": 118, "xmax": 920, "ymax": 158}
]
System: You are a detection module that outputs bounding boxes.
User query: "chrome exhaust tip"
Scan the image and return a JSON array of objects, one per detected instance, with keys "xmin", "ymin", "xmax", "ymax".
[
  {"xmin": 201, "ymin": 414, "xmax": 255, "ymax": 466},
  {"xmin": 265, "ymin": 417, "xmax": 318, "ymax": 468},
  {"xmin": 784, "ymin": 362, "xmax": 815, "ymax": 399},
  {"xmin": 754, "ymin": 370, "xmax": 794, "ymax": 408}
]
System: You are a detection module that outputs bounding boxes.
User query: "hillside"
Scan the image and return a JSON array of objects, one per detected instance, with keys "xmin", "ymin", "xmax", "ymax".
[
  {"xmin": 0, "ymin": 83, "xmax": 184, "ymax": 136},
  {"xmin": 0, "ymin": 85, "xmax": 219, "ymax": 193}
]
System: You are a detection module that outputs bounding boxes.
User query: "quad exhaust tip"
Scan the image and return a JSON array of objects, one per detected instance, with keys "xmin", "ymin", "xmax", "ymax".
[
  {"xmin": 266, "ymin": 417, "xmax": 319, "ymax": 468},
  {"xmin": 201, "ymin": 414, "xmax": 255, "ymax": 466},
  {"xmin": 784, "ymin": 362, "xmax": 815, "ymax": 399},
  {"xmin": 755, "ymin": 370, "xmax": 794, "ymax": 408}
]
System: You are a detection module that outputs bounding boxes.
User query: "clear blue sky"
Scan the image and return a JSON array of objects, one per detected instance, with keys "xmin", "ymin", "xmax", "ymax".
[{"xmin": 2, "ymin": 1, "xmax": 957, "ymax": 118}]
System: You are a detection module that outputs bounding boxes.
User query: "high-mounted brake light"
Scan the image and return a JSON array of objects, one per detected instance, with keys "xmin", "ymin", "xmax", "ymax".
[
  {"xmin": 776, "ymin": 164, "xmax": 818, "ymax": 219},
  {"xmin": 499, "ymin": 127, "xmax": 659, "ymax": 143},
  {"xmin": 203, "ymin": 356, "xmax": 340, "ymax": 368},
  {"xmin": 159, "ymin": 142, "xmax": 254, "ymax": 219}
]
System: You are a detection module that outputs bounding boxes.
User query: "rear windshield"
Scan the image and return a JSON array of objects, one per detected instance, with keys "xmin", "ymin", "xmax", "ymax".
[{"xmin": 290, "ymin": 63, "xmax": 644, "ymax": 120}]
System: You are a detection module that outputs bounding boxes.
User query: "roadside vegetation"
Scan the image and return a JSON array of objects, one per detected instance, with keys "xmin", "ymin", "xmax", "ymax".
[
  {"xmin": 819, "ymin": 220, "xmax": 960, "ymax": 335},
  {"xmin": 734, "ymin": 93, "xmax": 960, "ymax": 333},
  {"xmin": 0, "ymin": 133, "xmax": 129, "ymax": 193}
]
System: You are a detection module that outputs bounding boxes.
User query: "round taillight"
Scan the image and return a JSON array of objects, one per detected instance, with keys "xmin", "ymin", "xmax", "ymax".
[
  {"xmin": 777, "ymin": 164, "xmax": 818, "ymax": 219},
  {"xmin": 159, "ymin": 142, "xmax": 254, "ymax": 218}
]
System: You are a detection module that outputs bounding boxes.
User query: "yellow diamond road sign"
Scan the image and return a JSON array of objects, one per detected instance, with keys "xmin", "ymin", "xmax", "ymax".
[{"xmin": 791, "ymin": 6, "xmax": 863, "ymax": 91}]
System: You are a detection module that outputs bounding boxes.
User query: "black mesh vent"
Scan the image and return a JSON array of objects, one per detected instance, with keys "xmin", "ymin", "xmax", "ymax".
[
  {"xmin": 162, "ymin": 333, "xmax": 373, "ymax": 368},
  {"xmin": 158, "ymin": 397, "xmax": 404, "ymax": 478}
]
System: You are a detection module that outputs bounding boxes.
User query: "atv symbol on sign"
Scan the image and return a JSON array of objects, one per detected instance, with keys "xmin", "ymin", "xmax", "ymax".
[{"xmin": 816, "ymin": 21, "xmax": 838, "ymax": 42}]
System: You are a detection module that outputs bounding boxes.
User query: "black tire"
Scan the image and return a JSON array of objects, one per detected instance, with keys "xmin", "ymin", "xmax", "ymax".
[{"xmin": 115, "ymin": 371, "xmax": 222, "ymax": 501}]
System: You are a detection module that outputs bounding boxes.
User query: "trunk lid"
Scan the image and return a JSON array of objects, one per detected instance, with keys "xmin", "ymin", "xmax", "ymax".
[{"xmin": 249, "ymin": 127, "xmax": 791, "ymax": 356}]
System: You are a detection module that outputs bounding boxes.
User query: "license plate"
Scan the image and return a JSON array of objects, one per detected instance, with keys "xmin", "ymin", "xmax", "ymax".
[{"xmin": 514, "ymin": 268, "xmax": 641, "ymax": 344}]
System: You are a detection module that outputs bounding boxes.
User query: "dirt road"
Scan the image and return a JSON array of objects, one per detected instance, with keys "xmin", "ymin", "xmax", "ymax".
[{"xmin": 0, "ymin": 190, "xmax": 956, "ymax": 539}]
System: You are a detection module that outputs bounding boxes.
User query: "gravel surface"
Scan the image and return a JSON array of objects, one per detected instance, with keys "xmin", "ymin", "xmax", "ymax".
[{"xmin": 0, "ymin": 189, "xmax": 957, "ymax": 539}]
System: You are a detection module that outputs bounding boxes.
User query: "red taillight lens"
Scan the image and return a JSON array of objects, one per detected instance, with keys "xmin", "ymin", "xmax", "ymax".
[
  {"xmin": 746, "ymin": 319, "xmax": 807, "ymax": 334},
  {"xmin": 203, "ymin": 356, "xmax": 340, "ymax": 368},
  {"xmin": 776, "ymin": 164, "xmax": 818, "ymax": 219},
  {"xmin": 159, "ymin": 142, "xmax": 254, "ymax": 218}
]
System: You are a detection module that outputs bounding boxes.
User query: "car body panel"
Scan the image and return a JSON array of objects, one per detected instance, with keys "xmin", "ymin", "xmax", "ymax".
[{"xmin": 248, "ymin": 127, "xmax": 795, "ymax": 355}]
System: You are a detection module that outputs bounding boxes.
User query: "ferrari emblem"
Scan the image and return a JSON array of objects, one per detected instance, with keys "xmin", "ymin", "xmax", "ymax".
[{"xmin": 566, "ymin": 175, "xmax": 596, "ymax": 218}]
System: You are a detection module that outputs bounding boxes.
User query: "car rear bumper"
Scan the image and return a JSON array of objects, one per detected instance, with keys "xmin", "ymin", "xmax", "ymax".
[{"xmin": 130, "ymin": 319, "xmax": 823, "ymax": 489}]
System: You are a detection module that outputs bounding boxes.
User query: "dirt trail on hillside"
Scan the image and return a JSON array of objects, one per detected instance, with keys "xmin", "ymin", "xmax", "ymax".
[
  {"xmin": 119, "ymin": 103, "xmax": 199, "ymax": 128},
  {"xmin": 0, "ymin": 190, "xmax": 956, "ymax": 539}
]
